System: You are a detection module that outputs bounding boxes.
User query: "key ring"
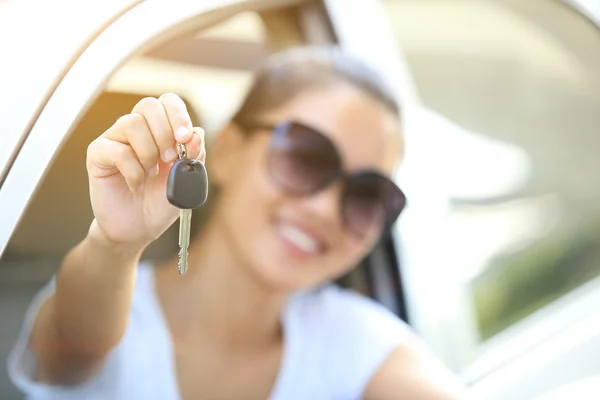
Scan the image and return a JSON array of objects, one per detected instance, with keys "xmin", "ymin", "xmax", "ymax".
[
  {"xmin": 177, "ymin": 142, "xmax": 187, "ymax": 159},
  {"xmin": 176, "ymin": 142, "xmax": 202, "ymax": 164}
]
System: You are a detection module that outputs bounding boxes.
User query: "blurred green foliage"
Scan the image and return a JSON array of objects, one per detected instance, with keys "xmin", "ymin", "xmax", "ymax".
[{"xmin": 471, "ymin": 216, "xmax": 600, "ymax": 341}]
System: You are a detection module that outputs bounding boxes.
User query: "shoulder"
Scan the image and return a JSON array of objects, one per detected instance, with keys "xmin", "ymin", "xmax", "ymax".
[
  {"xmin": 291, "ymin": 286, "xmax": 469, "ymax": 399},
  {"xmin": 294, "ymin": 284, "xmax": 411, "ymax": 340},
  {"xmin": 289, "ymin": 285, "xmax": 412, "ymax": 396}
]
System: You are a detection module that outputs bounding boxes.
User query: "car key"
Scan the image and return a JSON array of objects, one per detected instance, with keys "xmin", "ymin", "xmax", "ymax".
[
  {"xmin": 166, "ymin": 143, "xmax": 209, "ymax": 274},
  {"xmin": 177, "ymin": 207, "xmax": 192, "ymax": 275}
]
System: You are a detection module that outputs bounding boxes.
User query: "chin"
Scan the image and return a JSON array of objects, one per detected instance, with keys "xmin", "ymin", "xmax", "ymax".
[
  {"xmin": 247, "ymin": 256, "xmax": 312, "ymax": 293},
  {"xmin": 240, "ymin": 221, "xmax": 344, "ymax": 292},
  {"xmin": 247, "ymin": 250, "xmax": 327, "ymax": 293}
]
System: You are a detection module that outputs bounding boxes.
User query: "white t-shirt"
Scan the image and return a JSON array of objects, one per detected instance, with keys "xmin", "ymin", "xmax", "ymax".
[{"xmin": 7, "ymin": 263, "xmax": 411, "ymax": 399}]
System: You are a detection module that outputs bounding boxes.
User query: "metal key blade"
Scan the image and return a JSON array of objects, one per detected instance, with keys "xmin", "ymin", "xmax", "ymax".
[{"xmin": 178, "ymin": 208, "xmax": 192, "ymax": 274}]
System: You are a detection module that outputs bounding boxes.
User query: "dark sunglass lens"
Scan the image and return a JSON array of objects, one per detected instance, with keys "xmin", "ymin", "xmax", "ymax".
[
  {"xmin": 344, "ymin": 174, "xmax": 406, "ymax": 236},
  {"xmin": 268, "ymin": 122, "xmax": 340, "ymax": 195},
  {"xmin": 344, "ymin": 178, "xmax": 387, "ymax": 235}
]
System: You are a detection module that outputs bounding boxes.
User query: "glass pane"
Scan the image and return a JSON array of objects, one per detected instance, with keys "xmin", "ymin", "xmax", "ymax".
[{"xmin": 383, "ymin": 0, "xmax": 600, "ymax": 341}]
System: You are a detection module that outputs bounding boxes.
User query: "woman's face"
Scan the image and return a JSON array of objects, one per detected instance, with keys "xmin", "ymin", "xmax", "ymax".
[{"xmin": 211, "ymin": 84, "xmax": 404, "ymax": 292}]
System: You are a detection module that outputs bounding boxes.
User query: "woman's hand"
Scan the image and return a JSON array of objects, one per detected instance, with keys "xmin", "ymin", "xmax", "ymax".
[{"xmin": 86, "ymin": 93, "xmax": 205, "ymax": 251}]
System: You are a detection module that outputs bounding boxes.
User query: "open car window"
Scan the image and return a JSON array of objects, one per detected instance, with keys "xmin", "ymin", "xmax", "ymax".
[{"xmin": 382, "ymin": 0, "xmax": 600, "ymax": 398}]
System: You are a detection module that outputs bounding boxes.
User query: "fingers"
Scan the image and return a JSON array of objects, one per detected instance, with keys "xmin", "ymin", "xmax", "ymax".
[
  {"xmin": 104, "ymin": 113, "xmax": 159, "ymax": 177},
  {"xmin": 106, "ymin": 92, "xmax": 200, "ymax": 155},
  {"xmin": 88, "ymin": 138, "xmax": 145, "ymax": 194},
  {"xmin": 131, "ymin": 97, "xmax": 177, "ymax": 163},
  {"xmin": 105, "ymin": 93, "xmax": 194, "ymax": 163},
  {"xmin": 90, "ymin": 94, "xmax": 205, "ymax": 192},
  {"xmin": 158, "ymin": 93, "xmax": 193, "ymax": 144}
]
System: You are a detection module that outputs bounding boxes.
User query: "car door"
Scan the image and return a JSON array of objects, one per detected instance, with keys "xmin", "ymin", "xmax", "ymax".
[
  {"xmin": 0, "ymin": 0, "xmax": 416, "ymax": 397},
  {"xmin": 0, "ymin": 0, "xmax": 142, "ymax": 183}
]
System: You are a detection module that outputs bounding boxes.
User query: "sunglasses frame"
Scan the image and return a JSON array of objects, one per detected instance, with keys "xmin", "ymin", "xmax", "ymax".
[{"xmin": 234, "ymin": 119, "xmax": 407, "ymax": 236}]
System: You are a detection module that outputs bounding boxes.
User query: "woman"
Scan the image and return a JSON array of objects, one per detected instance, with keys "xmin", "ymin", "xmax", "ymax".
[{"xmin": 9, "ymin": 46, "xmax": 467, "ymax": 399}]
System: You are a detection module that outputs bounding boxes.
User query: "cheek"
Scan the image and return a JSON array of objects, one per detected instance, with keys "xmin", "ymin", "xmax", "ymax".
[{"xmin": 221, "ymin": 147, "xmax": 280, "ymax": 230}]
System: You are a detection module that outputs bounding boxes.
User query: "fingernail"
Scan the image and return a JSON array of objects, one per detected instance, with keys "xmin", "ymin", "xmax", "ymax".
[
  {"xmin": 176, "ymin": 126, "xmax": 189, "ymax": 141},
  {"xmin": 162, "ymin": 147, "xmax": 177, "ymax": 162}
]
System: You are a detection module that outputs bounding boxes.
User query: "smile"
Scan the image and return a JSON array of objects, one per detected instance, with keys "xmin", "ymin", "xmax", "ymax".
[{"xmin": 276, "ymin": 221, "xmax": 325, "ymax": 256}]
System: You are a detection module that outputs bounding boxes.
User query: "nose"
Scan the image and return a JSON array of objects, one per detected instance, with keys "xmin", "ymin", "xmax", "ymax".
[{"xmin": 295, "ymin": 181, "xmax": 344, "ymax": 228}]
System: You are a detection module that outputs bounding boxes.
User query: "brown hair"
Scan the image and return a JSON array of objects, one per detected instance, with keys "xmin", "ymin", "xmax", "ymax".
[
  {"xmin": 231, "ymin": 45, "xmax": 401, "ymax": 126},
  {"xmin": 197, "ymin": 46, "xmax": 401, "ymax": 234}
]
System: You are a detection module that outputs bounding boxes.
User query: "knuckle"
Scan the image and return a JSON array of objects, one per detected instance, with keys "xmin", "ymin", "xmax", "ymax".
[
  {"xmin": 115, "ymin": 144, "xmax": 134, "ymax": 161},
  {"xmin": 158, "ymin": 92, "xmax": 180, "ymax": 103},
  {"xmin": 85, "ymin": 139, "xmax": 99, "ymax": 166},
  {"xmin": 128, "ymin": 113, "xmax": 146, "ymax": 131},
  {"xmin": 86, "ymin": 138, "xmax": 98, "ymax": 156},
  {"xmin": 134, "ymin": 96, "xmax": 159, "ymax": 111},
  {"xmin": 171, "ymin": 113, "xmax": 191, "ymax": 127},
  {"xmin": 138, "ymin": 149, "xmax": 159, "ymax": 168},
  {"xmin": 159, "ymin": 93, "xmax": 189, "ymax": 119},
  {"xmin": 117, "ymin": 113, "xmax": 145, "ymax": 133},
  {"xmin": 114, "ymin": 114, "xmax": 129, "ymax": 129}
]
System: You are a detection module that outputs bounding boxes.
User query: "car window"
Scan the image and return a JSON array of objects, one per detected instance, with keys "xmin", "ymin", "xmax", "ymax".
[
  {"xmin": 0, "ymin": 8, "xmax": 303, "ymax": 398},
  {"xmin": 382, "ymin": 0, "xmax": 600, "ymax": 375}
]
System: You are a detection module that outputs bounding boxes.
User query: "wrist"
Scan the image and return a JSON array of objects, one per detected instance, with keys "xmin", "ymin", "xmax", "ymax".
[{"xmin": 86, "ymin": 220, "xmax": 146, "ymax": 261}]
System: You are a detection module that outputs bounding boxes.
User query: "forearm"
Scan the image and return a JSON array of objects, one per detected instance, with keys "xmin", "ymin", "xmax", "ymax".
[{"xmin": 52, "ymin": 223, "xmax": 144, "ymax": 355}]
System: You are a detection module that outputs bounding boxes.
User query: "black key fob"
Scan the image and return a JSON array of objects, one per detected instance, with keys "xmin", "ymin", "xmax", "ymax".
[{"xmin": 166, "ymin": 159, "xmax": 209, "ymax": 209}]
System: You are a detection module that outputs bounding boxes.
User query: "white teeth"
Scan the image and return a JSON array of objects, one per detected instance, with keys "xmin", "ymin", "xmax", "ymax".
[{"xmin": 279, "ymin": 224, "xmax": 319, "ymax": 253}]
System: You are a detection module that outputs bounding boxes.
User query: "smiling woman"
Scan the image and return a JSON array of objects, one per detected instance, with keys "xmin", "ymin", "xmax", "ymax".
[
  {"xmin": 2, "ymin": 0, "xmax": 468, "ymax": 395},
  {"xmin": 6, "ymin": 45, "xmax": 466, "ymax": 399}
]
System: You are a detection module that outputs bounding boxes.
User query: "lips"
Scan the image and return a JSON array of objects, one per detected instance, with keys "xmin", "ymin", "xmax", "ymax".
[{"xmin": 276, "ymin": 221, "xmax": 326, "ymax": 256}]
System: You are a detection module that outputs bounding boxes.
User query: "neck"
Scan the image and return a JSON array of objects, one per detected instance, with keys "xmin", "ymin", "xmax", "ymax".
[{"xmin": 156, "ymin": 217, "xmax": 288, "ymax": 351}]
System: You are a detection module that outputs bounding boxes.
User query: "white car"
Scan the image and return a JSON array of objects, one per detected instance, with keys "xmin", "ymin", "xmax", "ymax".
[{"xmin": 1, "ymin": 0, "xmax": 600, "ymax": 399}]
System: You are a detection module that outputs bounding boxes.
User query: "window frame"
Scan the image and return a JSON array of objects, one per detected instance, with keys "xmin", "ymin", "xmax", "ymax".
[{"xmin": 0, "ymin": 0, "xmax": 142, "ymax": 184}]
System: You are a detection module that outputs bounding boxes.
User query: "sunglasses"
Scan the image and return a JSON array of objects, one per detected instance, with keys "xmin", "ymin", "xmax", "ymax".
[{"xmin": 237, "ymin": 120, "xmax": 407, "ymax": 237}]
